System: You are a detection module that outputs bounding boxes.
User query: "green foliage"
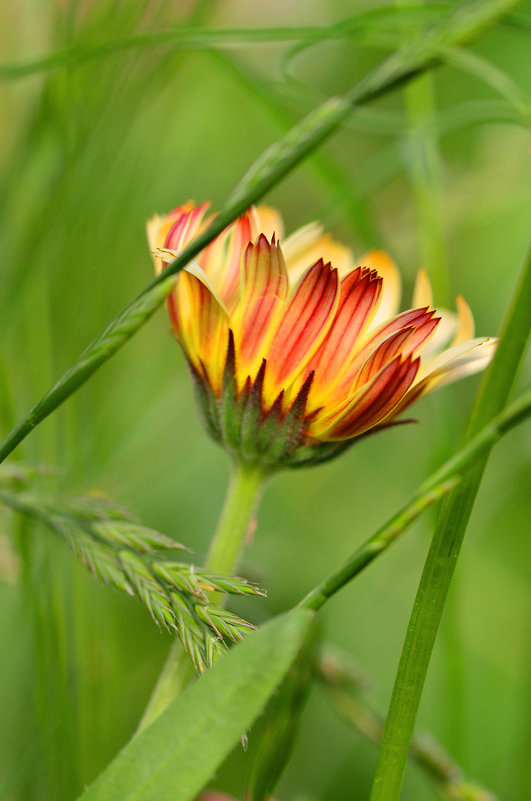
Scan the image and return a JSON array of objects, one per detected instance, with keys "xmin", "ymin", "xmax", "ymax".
[
  {"xmin": 370, "ymin": 253, "xmax": 531, "ymax": 798},
  {"xmin": 0, "ymin": 477, "xmax": 264, "ymax": 672},
  {"xmin": 0, "ymin": 0, "xmax": 529, "ymax": 799},
  {"xmin": 0, "ymin": 7, "xmax": 483, "ymax": 81},
  {"xmin": 77, "ymin": 610, "xmax": 314, "ymax": 801},
  {"xmin": 318, "ymin": 647, "xmax": 496, "ymax": 801},
  {"xmin": 301, "ymin": 388, "xmax": 531, "ymax": 611}
]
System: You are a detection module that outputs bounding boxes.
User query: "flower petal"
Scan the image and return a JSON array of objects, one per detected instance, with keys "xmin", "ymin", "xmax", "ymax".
[
  {"xmin": 361, "ymin": 250, "xmax": 401, "ymax": 330},
  {"xmin": 452, "ymin": 295, "xmax": 475, "ymax": 346},
  {"xmin": 148, "ymin": 202, "xmax": 210, "ymax": 275},
  {"xmin": 263, "ymin": 260, "xmax": 339, "ymax": 406},
  {"xmin": 412, "ymin": 278, "xmax": 475, "ymax": 354},
  {"xmin": 251, "ymin": 205, "xmax": 285, "ymax": 241},
  {"xmin": 307, "ymin": 268, "xmax": 382, "ymax": 408},
  {"xmin": 175, "ymin": 269, "xmax": 230, "ymax": 395},
  {"xmin": 231, "ymin": 235, "xmax": 289, "ymax": 385},
  {"xmin": 324, "ymin": 307, "xmax": 435, "ymax": 409},
  {"xmin": 316, "ymin": 355, "xmax": 419, "ymax": 440},
  {"xmin": 147, "ymin": 201, "xmax": 195, "ymax": 253},
  {"xmin": 389, "ymin": 337, "xmax": 497, "ymax": 419},
  {"xmin": 352, "ymin": 327, "xmax": 416, "ymax": 391},
  {"xmin": 410, "ymin": 270, "xmax": 459, "ymax": 358},
  {"xmin": 412, "ymin": 269, "xmax": 433, "ymax": 308},
  {"xmin": 418, "ymin": 337, "xmax": 497, "ymax": 388},
  {"xmin": 283, "ymin": 222, "xmax": 353, "ymax": 282},
  {"xmin": 164, "ymin": 203, "xmax": 211, "ymax": 250},
  {"xmin": 420, "ymin": 308, "xmax": 457, "ymax": 356},
  {"xmin": 351, "ymin": 313, "xmax": 439, "ymax": 395},
  {"xmin": 198, "ymin": 212, "xmax": 253, "ymax": 313}
]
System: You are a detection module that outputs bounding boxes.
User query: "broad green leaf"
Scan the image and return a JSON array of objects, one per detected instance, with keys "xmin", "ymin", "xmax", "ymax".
[{"xmin": 77, "ymin": 609, "xmax": 314, "ymax": 801}]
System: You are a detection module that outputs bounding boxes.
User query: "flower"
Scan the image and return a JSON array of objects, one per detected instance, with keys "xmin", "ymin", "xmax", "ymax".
[{"xmin": 148, "ymin": 202, "xmax": 495, "ymax": 469}]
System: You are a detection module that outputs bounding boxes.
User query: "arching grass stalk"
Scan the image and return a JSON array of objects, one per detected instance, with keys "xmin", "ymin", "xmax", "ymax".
[
  {"xmin": 0, "ymin": 7, "xmax": 494, "ymax": 82},
  {"xmin": 369, "ymin": 249, "xmax": 531, "ymax": 801},
  {"xmin": 300, "ymin": 387, "xmax": 531, "ymax": 612},
  {"xmin": 138, "ymin": 461, "xmax": 267, "ymax": 731},
  {"xmin": 0, "ymin": 0, "xmax": 519, "ymax": 467}
]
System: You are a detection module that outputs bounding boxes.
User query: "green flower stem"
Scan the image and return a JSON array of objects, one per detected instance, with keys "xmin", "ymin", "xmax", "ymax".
[
  {"xmin": 0, "ymin": 0, "xmax": 518, "ymax": 467},
  {"xmin": 204, "ymin": 462, "xmax": 266, "ymax": 575},
  {"xmin": 369, "ymin": 250, "xmax": 531, "ymax": 801},
  {"xmin": 138, "ymin": 461, "xmax": 266, "ymax": 731}
]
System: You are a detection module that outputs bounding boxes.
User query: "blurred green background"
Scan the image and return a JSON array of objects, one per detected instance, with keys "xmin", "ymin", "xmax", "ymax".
[{"xmin": 0, "ymin": 1, "xmax": 529, "ymax": 800}]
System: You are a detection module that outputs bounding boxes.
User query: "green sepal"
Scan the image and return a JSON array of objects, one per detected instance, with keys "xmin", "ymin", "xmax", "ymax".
[
  {"xmin": 283, "ymin": 439, "xmax": 354, "ymax": 469},
  {"xmin": 262, "ymin": 371, "xmax": 314, "ymax": 465},
  {"xmin": 254, "ymin": 390, "xmax": 284, "ymax": 456},
  {"xmin": 187, "ymin": 358, "xmax": 222, "ymax": 444},
  {"xmin": 220, "ymin": 332, "xmax": 242, "ymax": 451},
  {"xmin": 239, "ymin": 360, "xmax": 267, "ymax": 460}
]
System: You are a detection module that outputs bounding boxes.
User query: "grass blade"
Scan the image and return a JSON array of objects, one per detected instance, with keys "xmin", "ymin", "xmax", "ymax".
[{"xmin": 370, "ymin": 247, "xmax": 531, "ymax": 800}]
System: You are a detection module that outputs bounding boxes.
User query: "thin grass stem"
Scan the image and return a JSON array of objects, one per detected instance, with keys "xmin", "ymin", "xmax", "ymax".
[
  {"xmin": 300, "ymin": 387, "xmax": 531, "ymax": 612},
  {"xmin": 369, "ymin": 248, "xmax": 531, "ymax": 800},
  {"xmin": 0, "ymin": 10, "xmax": 454, "ymax": 81},
  {"xmin": 319, "ymin": 650, "xmax": 496, "ymax": 800}
]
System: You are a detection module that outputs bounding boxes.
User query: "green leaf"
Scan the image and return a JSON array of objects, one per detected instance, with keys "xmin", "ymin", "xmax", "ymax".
[{"xmin": 77, "ymin": 609, "xmax": 314, "ymax": 801}]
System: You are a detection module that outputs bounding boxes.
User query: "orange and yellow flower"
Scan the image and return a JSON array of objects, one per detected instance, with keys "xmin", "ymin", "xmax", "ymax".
[{"xmin": 148, "ymin": 202, "xmax": 495, "ymax": 469}]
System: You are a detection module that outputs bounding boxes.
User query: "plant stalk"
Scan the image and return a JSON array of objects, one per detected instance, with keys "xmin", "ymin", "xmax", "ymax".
[
  {"xmin": 369, "ymin": 249, "xmax": 531, "ymax": 800},
  {"xmin": 137, "ymin": 461, "xmax": 266, "ymax": 731},
  {"xmin": 318, "ymin": 651, "xmax": 494, "ymax": 801},
  {"xmin": 300, "ymin": 386, "xmax": 531, "ymax": 613}
]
